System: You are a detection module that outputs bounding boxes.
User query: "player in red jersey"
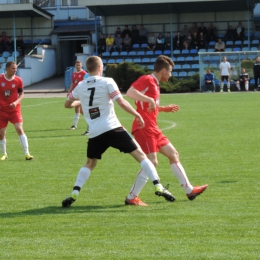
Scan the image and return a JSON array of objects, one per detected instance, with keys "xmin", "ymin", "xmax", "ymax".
[
  {"xmin": 125, "ymin": 55, "xmax": 208, "ymax": 206},
  {"xmin": 67, "ymin": 60, "xmax": 88, "ymax": 134},
  {"xmin": 0, "ymin": 61, "xmax": 33, "ymax": 161}
]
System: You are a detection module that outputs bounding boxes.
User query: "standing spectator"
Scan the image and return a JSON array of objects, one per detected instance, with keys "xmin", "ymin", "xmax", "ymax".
[
  {"xmin": 113, "ymin": 33, "xmax": 123, "ymax": 52},
  {"xmin": 203, "ymin": 69, "xmax": 215, "ymax": 92},
  {"xmin": 236, "ymin": 68, "xmax": 249, "ymax": 91},
  {"xmin": 131, "ymin": 25, "xmax": 139, "ymax": 44},
  {"xmin": 124, "ymin": 55, "xmax": 208, "ymax": 205},
  {"xmin": 174, "ymin": 31, "xmax": 182, "ymax": 50},
  {"xmin": 97, "ymin": 34, "xmax": 106, "ymax": 56},
  {"xmin": 6, "ymin": 37, "xmax": 14, "ymax": 53},
  {"xmin": 0, "ymin": 61, "xmax": 33, "ymax": 161},
  {"xmin": 253, "ymin": 56, "xmax": 260, "ymax": 92},
  {"xmin": 67, "ymin": 60, "xmax": 87, "ymax": 131},
  {"xmin": 225, "ymin": 25, "xmax": 236, "ymax": 41},
  {"xmin": 182, "ymin": 32, "xmax": 193, "ymax": 50},
  {"xmin": 198, "ymin": 32, "xmax": 207, "ymax": 49},
  {"xmin": 219, "ymin": 56, "xmax": 231, "ymax": 92},
  {"xmin": 114, "ymin": 27, "xmax": 122, "ymax": 38},
  {"xmin": 165, "ymin": 32, "xmax": 173, "ymax": 50},
  {"xmin": 147, "ymin": 32, "xmax": 156, "ymax": 51},
  {"xmin": 235, "ymin": 21, "xmax": 244, "ymax": 41},
  {"xmin": 123, "ymin": 33, "xmax": 132, "ymax": 51},
  {"xmin": 62, "ymin": 55, "xmax": 175, "ymax": 207},
  {"xmin": 190, "ymin": 23, "xmax": 198, "ymax": 35},
  {"xmin": 180, "ymin": 24, "xmax": 189, "ymax": 40},
  {"xmin": 139, "ymin": 24, "xmax": 147, "ymax": 44},
  {"xmin": 198, "ymin": 23, "xmax": 207, "ymax": 36},
  {"xmin": 105, "ymin": 34, "xmax": 114, "ymax": 53},
  {"xmin": 214, "ymin": 39, "xmax": 225, "ymax": 52},
  {"xmin": 155, "ymin": 33, "xmax": 165, "ymax": 51},
  {"xmin": 208, "ymin": 23, "xmax": 218, "ymax": 41},
  {"xmin": 16, "ymin": 36, "xmax": 25, "ymax": 56},
  {"xmin": 122, "ymin": 25, "xmax": 131, "ymax": 38},
  {"xmin": 1, "ymin": 31, "xmax": 8, "ymax": 42},
  {"xmin": 0, "ymin": 36, "xmax": 6, "ymax": 54},
  {"xmin": 192, "ymin": 32, "xmax": 199, "ymax": 49}
]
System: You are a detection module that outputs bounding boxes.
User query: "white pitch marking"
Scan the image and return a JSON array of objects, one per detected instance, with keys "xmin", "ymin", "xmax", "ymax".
[{"xmin": 23, "ymin": 101, "xmax": 61, "ymax": 108}]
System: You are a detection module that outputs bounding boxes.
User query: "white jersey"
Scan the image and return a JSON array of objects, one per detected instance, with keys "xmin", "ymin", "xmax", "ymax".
[
  {"xmin": 219, "ymin": 61, "xmax": 231, "ymax": 76},
  {"xmin": 68, "ymin": 76, "xmax": 122, "ymax": 138}
]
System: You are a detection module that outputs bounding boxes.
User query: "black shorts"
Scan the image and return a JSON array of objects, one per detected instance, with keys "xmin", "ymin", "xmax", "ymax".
[
  {"xmin": 221, "ymin": 76, "xmax": 229, "ymax": 81},
  {"xmin": 87, "ymin": 127, "xmax": 138, "ymax": 159}
]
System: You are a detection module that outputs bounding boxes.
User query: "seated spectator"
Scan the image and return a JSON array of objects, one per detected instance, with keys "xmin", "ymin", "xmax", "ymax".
[
  {"xmin": 6, "ymin": 36, "xmax": 14, "ymax": 53},
  {"xmin": 174, "ymin": 31, "xmax": 183, "ymax": 50},
  {"xmin": 106, "ymin": 34, "xmax": 114, "ymax": 53},
  {"xmin": 235, "ymin": 21, "xmax": 244, "ymax": 41},
  {"xmin": 198, "ymin": 23, "xmax": 207, "ymax": 36},
  {"xmin": 192, "ymin": 32, "xmax": 199, "ymax": 49},
  {"xmin": 165, "ymin": 32, "xmax": 173, "ymax": 50},
  {"xmin": 139, "ymin": 24, "xmax": 148, "ymax": 43},
  {"xmin": 214, "ymin": 39, "xmax": 225, "ymax": 52},
  {"xmin": 190, "ymin": 23, "xmax": 198, "ymax": 35},
  {"xmin": 0, "ymin": 36, "xmax": 7, "ymax": 54},
  {"xmin": 225, "ymin": 25, "xmax": 236, "ymax": 41},
  {"xmin": 208, "ymin": 23, "xmax": 218, "ymax": 41},
  {"xmin": 155, "ymin": 33, "xmax": 165, "ymax": 51},
  {"xmin": 114, "ymin": 27, "xmax": 122, "ymax": 38},
  {"xmin": 16, "ymin": 36, "xmax": 25, "ymax": 56},
  {"xmin": 204, "ymin": 69, "xmax": 215, "ymax": 92},
  {"xmin": 97, "ymin": 34, "xmax": 106, "ymax": 56},
  {"xmin": 182, "ymin": 32, "xmax": 193, "ymax": 50},
  {"xmin": 123, "ymin": 33, "xmax": 132, "ymax": 51},
  {"xmin": 122, "ymin": 25, "xmax": 131, "ymax": 38},
  {"xmin": 1, "ymin": 31, "xmax": 8, "ymax": 42},
  {"xmin": 131, "ymin": 25, "xmax": 139, "ymax": 44},
  {"xmin": 181, "ymin": 24, "xmax": 190, "ymax": 40},
  {"xmin": 114, "ymin": 33, "xmax": 123, "ymax": 52},
  {"xmin": 147, "ymin": 32, "xmax": 156, "ymax": 51},
  {"xmin": 236, "ymin": 68, "xmax": 249, "ymax": 91},
  {"xmin": 198, "ymin": 32, "xmax": 207, "ymax": 49}
]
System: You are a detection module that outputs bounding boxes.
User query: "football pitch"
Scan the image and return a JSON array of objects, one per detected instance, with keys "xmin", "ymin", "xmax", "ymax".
[{"xmin": 0, "ymin": 92, "xmax": 259, "ymax": 259}]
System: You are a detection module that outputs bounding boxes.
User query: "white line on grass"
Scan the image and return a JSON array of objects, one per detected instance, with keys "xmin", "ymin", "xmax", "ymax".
[{"xmin": 23, "ymin": 101, "xmax": 61, "ymax": 107}]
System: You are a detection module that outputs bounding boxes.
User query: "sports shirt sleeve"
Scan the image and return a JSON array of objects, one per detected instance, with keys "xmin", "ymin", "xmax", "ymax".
[
  {"xmin": 107, "ymin": 78, "xmax": 122, "ymax": 101},
  {"xmin": 17, "ymin": 77, "xmax": 24, "ymax": 93}
]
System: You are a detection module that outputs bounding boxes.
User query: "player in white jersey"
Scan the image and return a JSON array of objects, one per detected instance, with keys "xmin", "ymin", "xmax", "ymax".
[
  {"xmin": 62, "ymin": 56, "xmax": 175, "ymax": 207},
  {"xmin": 219, "ymin": 56, "xmax": 231, "ymax": 92}
]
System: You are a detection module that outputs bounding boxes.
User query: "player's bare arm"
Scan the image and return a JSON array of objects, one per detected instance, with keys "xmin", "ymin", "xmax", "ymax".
[
  {"xmin": 116, "ymin": 96, "xmax": 144, "ymax": 128},
  {"xmin": 158, "ymin": 104, "xmax": 180, "ymax": 113},
  {"xmin": 127, "ymin": 86, "xmax": 156, "ymax": 111},
  {"xmin": 9, "ymin": 92, "xmax": 24, "ymax": 109}
]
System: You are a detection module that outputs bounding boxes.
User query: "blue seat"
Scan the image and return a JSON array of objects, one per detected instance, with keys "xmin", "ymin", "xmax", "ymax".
[
  {"xmin": 242, "ymin": 47, "xmax": 249, "ymax": 51},
  {"xmin": 229, "ymin": 55, "xmax": 237, "ymax": 61},
  {"xmin": 234, "ymin": 40, "xmax": 242, "ymax": 46},
  {"xmin": 102, "ymin": 59, "xmax": 107, "ymax": 64},
  {"xmin": 137, "ymin": 51, "xmax": 145, "ymax": 56},
  {"xmin": 172, "ymin": 72, "xmax": 178, "ymax": 77},
  {"xmin": 203, "ymin": 56, "xmax": 211, "ymax": 62},
  {"xmin": 1, "ymin": 63, "xmax": 6, "ymax": 70},
  {"xmin": 120, "ymin": 51, "xmax": 128, "ymax": 56},
  {"xmin": 250, "ymin": 47, "xmax": 258, "ymax": 51},
  {"xmin": 146, "ymin": 50, "xmax": 154, "ymax": 55},
  {"xmin": 132, "ymin": 44, "xmax": 140, "ymax": 49},
  {"xmin": 111, "ymin": 51, "xmax": 119, "ymax": 56},
  {"xmin": 125, "ymin": 58, "xmax": 133, "ymax": 62},
  {"xmin": 190, "ymin": 49, "xmax": 198, "ymax": 55},
  {"xmin": 91, "ymin": 52, "xmax": 99, "ymax": 56},
  {"xmin": 233, "ymin": 47, "xmax": 241, "ymax": 51},
  {"xmin": 7, "ymin": 56, "xmax": 14, "ymax": 62},
  {"xmin": 155, "ymin": 50, "xmax": 162, "ymax": 55},
  {"xmin": 211, "ymin": 56, "xmax": 220, "ymax": 63},
  {"xmin": 2, "ymin": 51, "xmax": 10, "ymax": 58},
  {"xmin": 218, "ymin": 33, "xmax": 225, "ymax": 39},
  {"xmin": 23, "ymin": 39, "xmax": 32, "ymax": 45},
  {"xmin": 182, "ymin": 64, "xmax": 190, "ymax": 70},
  {"xmin": 191, "ymin": 64, "xmax": 199, "ymax": 69},
  {"xmin": 243, "ymin": 40, "xmax": 250, "ymax": 46},
  {"xmin": 194, "ymin": 56, "xmax": 199, "ymax": 61},
  {"xmin": 225, "ymin": 48, "xmax": 232, "ymax": 52},
  {"xmin": 181, "ymin": 49, "xmax": 189, "ymax": 55},
  {"xmin": 248, "ymin": 54, "xmax": 256, "ymax": 59},
  {"xmin": 141, "ymin": 43, "xmax": 148, "ymax": 48},
  {"xmin": 170, "ymin": 56, "xmax": 176, "ymax": 62},
  {"xmin": 102, "ymin": 52, "xmax": 110, "ymax": 57},
  {"xmin": 185, "ymin": 56, "xmax": 193, "ymax": 62},
  {"xmin": 209, "ymin": 63, "xmax": 218, "ymax": 69},
  {"xmin": 128, "ymin": 51, "xmax": 137, "ymax": 56},
  {"xmin": 179, "ymin": 71, "xmax": 187, "ymax": 77},
  {"xmin": 0, "ymin": 57, "xmax": 5, "ymax": 63},
  {"xmin": 252, "ymin": 39, "xmax": 259, "ymax": 46},
  {"xmin": 34, "ymin": 39, "xmax": 42, "ymax": 44},
  {"xmin": 209, "ymin": 41, "xmax": 216, "ymax": 47},
  {"xmin": 107, "ymin": 59, "xmax": 115, "ymax": 64},
  {"xmin": 199, "ymin": 48, "xmax": 206, "ymax": 53},
  {"xmin": 0, "ymin": 68, "xmax": 4, "ymax": 74},
  {"xmin": 174, "ymin": 64, "xmax": 182, "ymax": 70},
  {"xmin": 103, "ymin": 66, "xmax": 106, "ymax": 71},
  {"xmin": 163, "ymin": 50, "xmax": 171, "ymax": 55},
  {"xmin": 250, "ymin": 79, "xmax": 255, "ymax": 85},
  {"xmin": 141, "ymin": 58, "xmax": 150, "ymax": 63},
  {"xmin": 116, "ymin": 59, "xmax": 124, "ymax": 63},
  {"xmin": 240, "ymin": 54, "xmax": 247, "ymax": 60},
  {"xmin": 133, "ymin": 58, "xmax": 141, "ymax": 63},
  {"xmin": 177, "ymin": 56, "xmax": 185, "ymax": 63},
  {"xmin": 226, "ymin": 41, "xmax": 233, "ymax": 47},
  {"xmin": 173, "ymin": 50, "xmax": 180, "ymax": 55},
  {"xmin": 253, "ymin": 32, "xmax": 260, "ymax": 39},
  {"xmin": 42, "ymin": 39, "xmax": 51, "ymax": 44},
  {"xmin": 188, "ymin": 71, "xmax": 196, "ymax": 76},
  {"xmin": 150, "ymin": 57, "xmax": 156, "ymax": 63},
  {"xmin": 207, "ymin": 48, "xmax": 215, "ymax": 52},
  {"xmin": 147, "ymin": 65, "xmax": 154, "ymax": 70},
  {"xmin": 245, "ymin": 32, "xmax": 253, "ymax": 38}
]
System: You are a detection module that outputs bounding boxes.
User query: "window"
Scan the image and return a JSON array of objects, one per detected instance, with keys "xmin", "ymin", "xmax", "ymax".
[{"xmin": 62, "ymin": 0, "xmax": 78, "ymax": 6}]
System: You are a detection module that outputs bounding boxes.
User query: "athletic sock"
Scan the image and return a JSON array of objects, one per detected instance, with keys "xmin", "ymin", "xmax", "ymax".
[
  {"xmin": 236, "ymin": 83, "xmax": 241, "ymax": 91},
  {"xmin": 0, "ymin": 139, "xmax": 7, "ymax": 154},
  {"xmin": 19, "ymin": 134, "xmax": 29, "ymax": 155},
  {"xmin": 171, "ymin": 162, "xmax": 193, "ymax": 194},
  {"xmin": 73, "ymin": 167, "xmax": 91, "ymax": 190},
  {"xmin": 140, "ymin": 158, "xmax": 160, "ymax": 183},
  {"xmin": 127, "ymin": 169, "xmax": 148, "ymax": 199},
  {"xmin": 227, "ymin": 82, "xmax": 230, "ymax": 89},
  {"xmin": 245, "ymin": 83, "xmax": 249, "ymax": 91},
  {"xmin": 73, "ymin": 113, "xmax": 80, "ymax": 127}
]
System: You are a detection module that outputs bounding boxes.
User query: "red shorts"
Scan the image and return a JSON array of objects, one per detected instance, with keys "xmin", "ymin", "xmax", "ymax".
[
  {"xmin": 133, "ymin": 128, "xmax": 169, "ymax": 154},
  {"xmin": 0, "ymin": 109, "xmax": 23, "ymax": 128}
]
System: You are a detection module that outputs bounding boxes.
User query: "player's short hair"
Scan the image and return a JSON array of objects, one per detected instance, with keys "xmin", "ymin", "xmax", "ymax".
[
  {"xmin": 6, "ymin": 61, "xmax": 16, "ymax": 69},
  {"xmin": 154, "ymin": 55, "xmax": 174, "ymax": 72},
  {"xmin": 75, "ymin": 60, "xmax": 82, "ymax": 65},
  {"xmin": 86, "ymin": 56, "xmax": 101, "ymax": 72}
]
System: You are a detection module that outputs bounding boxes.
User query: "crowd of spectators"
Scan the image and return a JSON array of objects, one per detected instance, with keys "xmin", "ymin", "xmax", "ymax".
[{"xmin": 0, "ymin": 31, "xmax": 25, "ymax": 55}]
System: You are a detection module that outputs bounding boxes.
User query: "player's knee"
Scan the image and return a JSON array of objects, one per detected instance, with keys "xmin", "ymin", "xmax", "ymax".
[{"xmin": 150, "ymin": 158, "xmax": 158, "ymax": 167}]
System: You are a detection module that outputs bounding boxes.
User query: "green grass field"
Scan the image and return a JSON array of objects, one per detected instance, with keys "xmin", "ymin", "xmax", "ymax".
[{"xmin": 0, "ymin": 92, "xmax": 259, "ymax": 259}]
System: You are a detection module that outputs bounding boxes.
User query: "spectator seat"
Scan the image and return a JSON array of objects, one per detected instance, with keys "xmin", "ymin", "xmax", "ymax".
[
  {"xmin": 172, "ymin": 72, "xmax": 178, "ymax": 77},
  {"xmin": 182, "ymin": 64, "xmax": 191, "ymax": 70},
  {"xmin": 107, "ymin": 59, "xmax": 116, "ymax": 64},
  {"xmin": 147, "ymin": 65, "xmax": 154, "ymax": 70},
  {"xmin": 186, "ymin": 56, "xmax": 193, "ymax": 62},
  {"xmin": 179, "ymin": 71, "xmax": 187, "ymax": 77},
  {"xmin": 233, "ymin": 47, "xmax": 241, "ymax": 51},
  {"xmin": 154, "ymin": 50, "xmax": 162, "ymax": 55},
  {"xmin": 125, "ymin": 58, "xmax": 133, "ymax": 62},
  {"xmin": 102, "ymin": 52, "xmax": 110, "ymax": 57},
  {"xmin": 190, "ymin": 49, "xmax": 198, "ymax": 55},
  {"xmin": 163, "ymin": 50, "xmax": 171, "ymax": 55},
  {"xmin": 137, "ymin": 51, "xmax": 145, "ymax": 56},
  {"xmin": 242, "ymin": 47, "xmax": 249, "ymax": 51},
  {"xmin": 141, "ymin": 57, "xmax": 150, "ymax": 63},
  {"xmin": 116, "ymin": 59, "xmax": 124, "ymax": 63},
  {"xmin": 132, "ymin": 44, "xmax": 140, "ymax": 49},
  {"xmin": 181, "ymin": 49, "xmax": 189, "ymax": 55},
  {"xmin": 120, "ymin": 51, "xmax": 128, "ymax": 56},
  {"xmin": 173, "ymin": 50, "xmax": 180, "ymax": 55},
  {"xmin": 198, "ymin": 48, "xmax": 206, "ymax": 53},
  {"xmin": 188, "ymin": 71, "xmax": 196, "ymax": 76},
  {"xmin": 146, "ymin": 50, "xmax": 154, "ymax": 55},
  {"xmin": 141, "ymin": 43, "xmax": 148, "ymax": 49},
  {"xmin": 7, "ymin": 56, "xmax": 15, "ymax": 62},
  {"xmin": 174, "ymin": 64, "xmax": 182, "ymax": 70},
  {"xmin": 0, "ymin": 68, "xmax": 4, "ymax": 74},
  {"xmin": 191, "ymin": 64, "xmax": 199, "ymax": 69},
  {"xmin": 133, "ymin": 58, "xmax": 141, "ymax": 63},
  {"xmin": 111, "ymin": 51, "xmax": 119, "ymax": 56},
  {"xmin": 150, "ymin": 57, "xmax": 156, "ymax": 63}
]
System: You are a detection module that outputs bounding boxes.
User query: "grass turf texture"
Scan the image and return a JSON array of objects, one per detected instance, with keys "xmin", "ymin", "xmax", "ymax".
[{"xmin": 0, "ymin": 93, "xmax": 259, "ymax": 259}]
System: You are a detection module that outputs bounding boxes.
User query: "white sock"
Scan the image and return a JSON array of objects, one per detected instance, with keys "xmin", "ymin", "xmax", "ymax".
[
  {"xmin": 236, "ymin": 83, "xmax": 241, "ymax": 91},
  {"xmin": 221, "ymin": 82, "xmax": 224, "ymax": 89},
  {"xmin": 127, "ymin": 169, "xmax": 148, "ymax": 199},
  {"xmin": 19, "ymin": 134, "xmax": 29, "ymax": 155},
  {"xmin": 227, "ymin": 82, "xmax": 230, "ymax": 89},
  {"xmin": 74, "ymin": 167, "xmax": 91, "ymax": 189},
  {"xmin": 0, "ymin": 139, "xmax": 7, "ymax": 154},
  {"xmin": 140, "ymin": 158, "xmax": 160, "ymax": 182},
  {"xmin": 73, "ymin": 113, "xmax": 80, "ymax": 127},
  {"xmin": 171, "ymin": 162, "xmax": 193, "ymax": 194},
  {"xmin": 245, "ymin": 83, "xmax": 249, "ymax": 90}
]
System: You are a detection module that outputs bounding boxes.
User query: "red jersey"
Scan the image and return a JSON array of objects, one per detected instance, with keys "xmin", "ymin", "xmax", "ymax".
[
  {"xmin": 0, "ymin": 74, "xmax": 23, "ymax": 112},
  {"xmin": 131, "ymin": 74, "xmax": 161, "ymax": 134},
  {"xmin": 71, "ymin": 70, "xmax": 87, "ymax": 89}
]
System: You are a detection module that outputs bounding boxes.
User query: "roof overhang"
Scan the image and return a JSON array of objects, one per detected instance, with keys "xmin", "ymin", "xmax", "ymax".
[
  {"xmin": 82, "ymin": 0, "xmax": 258, "ymax": 16},
  {"xmin": 0, "ymin": 4, "xmax": 53, "ymax": 19},
  {"xmin": 51, "ymin": 24, "xmax": 98, "ymax": 35}
]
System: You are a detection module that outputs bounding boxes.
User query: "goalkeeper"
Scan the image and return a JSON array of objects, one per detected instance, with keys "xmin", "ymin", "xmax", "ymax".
[{"xmin": 125, "ymin": 55, "xmax": 208, "ymax": 206}]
